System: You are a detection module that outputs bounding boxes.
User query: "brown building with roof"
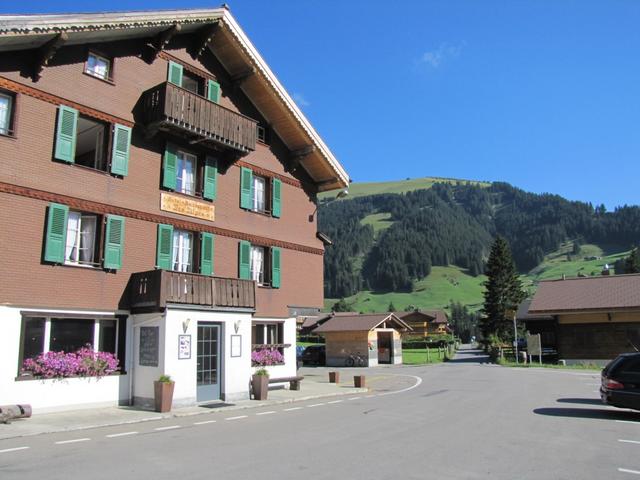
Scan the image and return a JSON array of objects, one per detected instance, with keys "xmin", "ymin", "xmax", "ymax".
[
  {"xmin": 313, "ymin": 313, "xmax": 412, "ymax": 367},
  {"xmin": 395, "ymin": 310, "xmax": 449, "ymax": 338},
  {"xmin": 0, "ymin": 8, "xmax": 349, "ymax": 411},
  {"xmin": 528, "ymin": 274, "xmax": 640, "ymax": 364}
]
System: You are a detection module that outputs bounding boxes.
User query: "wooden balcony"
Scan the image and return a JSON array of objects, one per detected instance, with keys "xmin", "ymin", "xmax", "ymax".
[
  {"xmin": 129, "ymin": 269, "xmax": 256, "ymax": 312},
  {"xmin": 141, "ymin": 82, "xmax": 258, "ymax": 155}
]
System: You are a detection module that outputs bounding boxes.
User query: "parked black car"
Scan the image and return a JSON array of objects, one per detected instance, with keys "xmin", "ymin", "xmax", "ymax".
[
  {"xmin": 601, "ymin": 352, "xmax": 640, "ymax": 411},
  {"xmin": 301, "ymin": 345, "xmax": 326, "ymax": 366}
]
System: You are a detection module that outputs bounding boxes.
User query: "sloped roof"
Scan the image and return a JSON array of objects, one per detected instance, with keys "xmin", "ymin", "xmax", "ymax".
[
  {"xmin": 313, "ymin": 313, "xmax": 412, "ymax": 333},
  {"xmin": 516, "ymin": 299, "xmax": 554, "ymax": 322},
  {"xmin": 529, "ymin": 274, "xmax": 640, "ymax": 314},
  {"xmin": 394, "ymin": 310, "xmax": 448, "ymax": 324},
  {"xmin": 0, "ymin": 8, "xmax": 349, "ymax": 191}
]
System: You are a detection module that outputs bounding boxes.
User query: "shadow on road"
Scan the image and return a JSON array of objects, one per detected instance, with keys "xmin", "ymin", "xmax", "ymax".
[
  {"xmin": 556, "ymin": 398, "xmax": 604, "ymax": 406},
  {"xmin": 534, "ymin": 407, "xmax": 640, "ymax": 421}
]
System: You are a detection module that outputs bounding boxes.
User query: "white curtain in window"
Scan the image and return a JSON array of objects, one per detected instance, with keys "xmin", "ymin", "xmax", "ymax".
[
  {"xmin": 251, "ymin": 246, "xmax": 264, "ymax": 283},
  {"xmin": 172, "ymin": 230, "xmax": 192, "ymax": 272},
  {"xmin": 253, "ymin": 176, "xmax": 265, "ymax": 211},
  {"xmin": 88, "ymin": 55, "xmax": 108, "ymax": 78},
  {"xmin": 79, "ymin": 215, "xmax": 96, "ymax": 264},
  {"xmin": 65, "ymin": 211, "xmax": 81, "ymax": 262},
  {"xmin": 0, "ymin": 95, "xmax": 10, "ymax": 134},
  {"xmin": 177, "ymin": 152, "xmax": 196, "ymax": 195}
]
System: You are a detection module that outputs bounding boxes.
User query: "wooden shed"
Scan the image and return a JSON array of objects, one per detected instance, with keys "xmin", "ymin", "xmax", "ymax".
[{"xmin": 313, "ymin": 313, "xmax": 412, "ymax": 367}]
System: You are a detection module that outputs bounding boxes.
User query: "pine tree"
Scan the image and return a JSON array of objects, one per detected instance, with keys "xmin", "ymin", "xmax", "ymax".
[
  {"xmin": 481, "ymin": 236, "xmax": 525, "ymax": 340},
  {"xmin": 387, "ymin": 301, "xmax": 397, "ymax": 312},
  {"xmin": 332, "ymin": 298, "xmax": 350, "ymax": 312},
  {"xmin": 624, "ymin": 247, "xmax": 640, "ymax": 274}
]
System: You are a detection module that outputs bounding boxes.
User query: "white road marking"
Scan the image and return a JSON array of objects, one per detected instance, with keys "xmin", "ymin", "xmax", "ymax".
[
  {"xmin": 0, "ymin": 447, "xmax": 29, "ymax": 453},
  {"xmin": 225, "ymin": 415, "xmax": 248, "ymax": 421},
  {"xmin": 619, "ymin": 468, "xmax": 640, "ymax": 475},
  {"xmin": 617, "ymin": 420, "xmax": 640, "ymax": 425},
  {"xmin": 256, "ymin": 411, "xmax": 276, "ymax": 416},
  {"xmin": 193, "ymin": 420, "xmax": 217, "ymax": 425},
  {"xmin": 619, "ymin": 440, "xmax": 640, "ymax": 445},
  {"xmin": 348, "ymin": 397, "xmax": 361, "ymax": 401},
  {"xmin": 106, "ymin": 431, "xmax": 138, "ymax": 438},
  {"xmin": 283, "ymin": 407, "xmax": 302, "ymax": 411},
  {"xmin": 378, "ymin": 375, "xmax": 423, "ymax": 396},
  {"xmin": 155, "ymin": 425, "xmax": 181, "ymax": 431},
  {"xmin": 327, "ymin": 400, "xmax": 343, "ymax": 404},
  {"xmin": 307, "ymin": 403, "xmax": 325, "ymax": 408},
  {"xmin": 55, "ymin": 438, "xmax": 90, "ymax": 445}
]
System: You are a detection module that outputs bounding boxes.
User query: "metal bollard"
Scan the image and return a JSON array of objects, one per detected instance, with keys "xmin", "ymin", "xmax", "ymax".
[{"xmin": 0, "ymin": 404, "xmax": 32, "ymax": 424}]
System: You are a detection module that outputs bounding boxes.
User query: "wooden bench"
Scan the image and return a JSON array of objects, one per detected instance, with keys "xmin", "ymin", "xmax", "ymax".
[{"xmin": 269, "ymin": 376, "xmax": 304, "ymax": 391}]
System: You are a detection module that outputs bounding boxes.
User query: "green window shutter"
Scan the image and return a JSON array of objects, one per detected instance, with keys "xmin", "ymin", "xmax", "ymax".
[
  {"xmin": 156, "ymin": 224, "xmax": 174, "ymax": 270},
  {"xmin": 44, "ymin": 203, "xmax": 69, "ymax": 263},
  {"xmin": 168, "ymin": 61, "xmax": 183, "ymax": 87},
  {"xmin": 54, "ymin": 105, "xmax": 78, "ymax": 163},
  {"xmin": 110, "ymin": 124, "xmax": 131, "ymax": 176},
  {"xmin": 104, "ymin": 215, "xmax": 125, "ymax": 270},
  {"xmin": 200, "ymin": 232, "xmax": 215, "ymax": 276},
  {"xmin": 272, "ymin": 178, "xmax": 282, "ymax": 218},
  {"xmin": 162, "ymin": 143, "xmax": 177, "ymax": 190},
  {"xmin": 207, "ymin": 79, "xmax": 221, "ymax": 103},
  {"xmin": 203, "ymin": 156, "xmax": 218, "ymax": 201},
  {"xmin": 238, "ymin": 240, "xmax": 251, "ymax": 280},
  {"xmin": 271, "ymin": 247, "xmax": 281, "ymax": 288},
  {"xmin": 240, "ymin": 167, "xmax": 253, "ymax": 210}
]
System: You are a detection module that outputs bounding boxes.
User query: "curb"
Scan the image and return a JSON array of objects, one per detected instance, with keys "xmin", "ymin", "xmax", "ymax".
[{"xmin": 0, "ymin": 386, "xmax": 368, "ymax": 440}]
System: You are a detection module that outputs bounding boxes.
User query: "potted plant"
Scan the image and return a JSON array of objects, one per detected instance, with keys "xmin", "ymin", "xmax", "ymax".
[
  {"xmin": 154, "ymin": 374, "xmax": 175, "ymax": 413},
  {"xmin": 252, "ymin": 368, "xmax": 269, "ymax": 400}
]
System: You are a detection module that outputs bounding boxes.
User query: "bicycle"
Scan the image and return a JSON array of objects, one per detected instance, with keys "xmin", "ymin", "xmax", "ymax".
[{"xmin": 345, "ymin": 353, "xmax": 366, "ymax": 367}]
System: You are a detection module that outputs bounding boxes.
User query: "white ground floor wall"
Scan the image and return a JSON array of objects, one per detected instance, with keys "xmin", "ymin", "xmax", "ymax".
[{"xmin": 0, "ymin": 305, "xmax": 299, "ymax": 413}]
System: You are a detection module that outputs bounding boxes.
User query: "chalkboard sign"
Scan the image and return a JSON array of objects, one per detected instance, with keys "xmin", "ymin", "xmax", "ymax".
[{"xmin": 139, "ymin": 326, "xmax": 159, "ymax": 366}]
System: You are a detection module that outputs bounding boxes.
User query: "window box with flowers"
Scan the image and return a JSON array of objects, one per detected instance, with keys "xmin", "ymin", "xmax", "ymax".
[{"xmin": 20, "ymin": 346, "xmax": 119, "ymax": 380}]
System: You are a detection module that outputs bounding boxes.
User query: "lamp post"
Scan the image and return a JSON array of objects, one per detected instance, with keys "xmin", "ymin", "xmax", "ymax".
[
  {"xmin": 309, "ymin": 189, "xmax": 349, "ymax": 222},
  {"xmin": 505, "ymin": 308, "xmax": 518, "ymax": 364}
]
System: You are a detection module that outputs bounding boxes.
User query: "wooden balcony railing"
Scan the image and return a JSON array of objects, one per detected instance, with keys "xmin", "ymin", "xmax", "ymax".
[
  {"xmin": 129, "ymin": 269, "xmax": 256, "ymax": 312},
  {"xmin": 142, "ymin": 82, "xmax": 258, "ymax": 154}
]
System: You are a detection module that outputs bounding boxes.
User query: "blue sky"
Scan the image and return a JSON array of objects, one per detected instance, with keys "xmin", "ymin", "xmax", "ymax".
[{"xmin": 12, "ymin": 1, "xmax": 640, "ymax": 208}]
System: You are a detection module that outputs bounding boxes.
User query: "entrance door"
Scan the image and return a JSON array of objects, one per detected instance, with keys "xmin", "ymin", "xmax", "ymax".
[
  {"xmin": 377, "ymin": 331, "xmax": 393, "ymax": 364},
  {"xmin": 197, "ymin": 323, "xmax": 221, "ymax": 402}
]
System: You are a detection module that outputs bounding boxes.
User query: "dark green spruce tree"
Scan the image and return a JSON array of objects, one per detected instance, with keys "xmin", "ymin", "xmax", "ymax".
[
  {"xmin": 624, "ymin": 247, "xmax": 640, "ymax": 274},
  {"xmin": 481, "ymin": 236, "xmax": 526, "ymax": 340}
]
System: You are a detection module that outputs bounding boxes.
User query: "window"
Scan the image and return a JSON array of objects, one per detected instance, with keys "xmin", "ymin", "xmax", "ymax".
[
  {"xmin": 85, "ymin": 53, "xmax": 112, "ymax": 81},
  {"xmin": 252, "ymin": 322, "xmax": 284, "ymax": 346},
  {"xmin": 156, "ymin": 224, "xmax": 215, "ymax": 275},
  {"xmin": 239, "ymin": 241, "xmax": 281, "ymax": 288},
  {"xmin": 172, "ymin": 229, "xmax": 194, "ymax": 273},
  {"xmin": 0, "ymin": 92, "xmax": 15, "ymax": 136},
  {"xmin": 19, "ymin": 316, "xmax": 119, "ymax": 372},
  {"xmin": 53, "ymin": 105, "xmax": 131, "ymax": 176},
  {"xmin": 256, "ymin": 125, "xmax": 267, "ymax": 144},
  {"xmin": 162, "ymin": 144, "xmax": 217, "ymax": 201},
  {"xmin": 44, "ymin": 203, "xmax": 125, "ymax": 270},
  {"xmin": 176, "ymin": 151, "xmax": 197, "ymax": 196},
  {"xmin": 167, "ymin": 61, "xmax": 220, "ymax": 103},
  {"xmin": 250, "ymin": 245, "xmax": 266, "ymax": 284},
  {"xmin": 181, "ymin": 70, "xmax": 204, "ymax": 96},
  {"xmin": 240, "ymin": 167, "xmax": 282, "ymax": 217},
  {"xmin": 65, "ymin": 211, "xmax": 100, "ymax": 266}
]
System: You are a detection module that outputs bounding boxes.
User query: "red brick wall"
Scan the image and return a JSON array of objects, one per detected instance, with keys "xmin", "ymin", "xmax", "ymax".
[{"xmin": 0, "ymin": 42, "xmax": 324, "ymax": 317}]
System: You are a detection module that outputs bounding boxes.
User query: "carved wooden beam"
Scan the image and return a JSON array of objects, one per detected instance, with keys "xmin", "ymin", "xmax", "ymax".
[
  {"xmin": 150, "ymin": 24, "xmax": 181, "ymax": 61},
  {"xmin": 290, "ymin": 145, "xmax": 316, "ymax": 160},
  {"xmin": 231, "ymin": 68, "xmax": 255, "ymax": 92},
  {"xmin": 191, "ymin": 22, "xmax": 220, "ymax": 59},
  {"xmin": 33, "ymin": 32, "xmax": 68, "ymax": 81}
]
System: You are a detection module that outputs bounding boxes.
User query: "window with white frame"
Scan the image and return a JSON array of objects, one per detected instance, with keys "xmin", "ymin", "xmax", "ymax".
[
  {"xmin": 176, "ymin": 151, "xmax": 197, "ymax": 196},
  {"xmin": 85, "ymin": 52, "xmax": 112, "ymax": 81},
  {"xmin": 19, "ymin": 316, "xmax": 119, "ymax": 369},
  {"xmin": 0, "ymin": 92, "xmax": 15, "ymax": 136},
  {"xmin": 251, "ymin": 322, "xmax": 285, "ymax": 357},
  {"xmin": 252, "ymin": 175, "xmax": 266, "ymax": 213},
  {"xmin": 172, "ymin": 229, "xmax": 194, "ymax": 273},
  {"xmin": 65, "ymin": 211, "xmax": 100, "ymax": 266},
  {"xmin": 250, "ymin": 245, "xmax": 266, "ymax": 284}
]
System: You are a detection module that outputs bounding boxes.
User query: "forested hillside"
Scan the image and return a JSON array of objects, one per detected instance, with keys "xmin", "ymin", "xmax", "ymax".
[{"xmin": 319, "ymin": 181, "xmax": 640, "ymax": 300}]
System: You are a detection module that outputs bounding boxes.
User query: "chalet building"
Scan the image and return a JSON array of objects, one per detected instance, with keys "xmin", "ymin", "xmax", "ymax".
[
  {"xmin": 528, "ymin": 275, "xmax": 640, "ymax": 365},
  {"xmin": 0, "ymin": 8, "xmax": 349, "ymax": 412},
  {"xmin": 395, "ymin": 310, "xmax": 449, "ymax": 338}
]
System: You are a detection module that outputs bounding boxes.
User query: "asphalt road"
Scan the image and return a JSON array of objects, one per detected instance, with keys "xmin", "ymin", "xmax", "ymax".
[{"xmin": 1, "ymin": 347, "xmax": 639, "ymax": 480}]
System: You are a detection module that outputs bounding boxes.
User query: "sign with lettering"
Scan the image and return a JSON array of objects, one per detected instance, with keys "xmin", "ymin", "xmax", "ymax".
[
  {"xmin": 178, "ymin": 334, "xmax": 191, "ymax": 360},
  {"xmin": 160, "ymin": 192, "xmax": 215, "ymax": 221},
  {"xmin": 139, "ymin": 326, "xmax": 159, "ymax": 367}
]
